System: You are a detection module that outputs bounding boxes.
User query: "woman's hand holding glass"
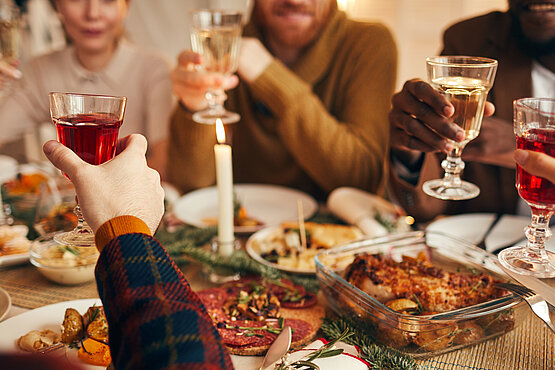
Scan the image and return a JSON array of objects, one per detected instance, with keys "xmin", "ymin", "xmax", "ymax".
[{"xmin": 171, "ymin": 51, "xmax": 239, "ymax": 113}]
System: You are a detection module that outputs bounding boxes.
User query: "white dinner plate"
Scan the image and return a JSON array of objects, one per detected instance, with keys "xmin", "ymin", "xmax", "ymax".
[
  {"xmin": 0, "ymin": 287, "xmax": 11, "ymax": 322},
  {"xmin": 426, "ymin": 213, "xmax": 555, "ymax": 253},
  {"xmin": 0, "ymin": 225, "xmax": 31, "ymax": 268},
  {"xmin": 173, "ymin": 184, "xmax": 318, "ymax": 233},
  {"xmin": 0, "ymin": 298, "xmax": 103, "ymax": 369}
]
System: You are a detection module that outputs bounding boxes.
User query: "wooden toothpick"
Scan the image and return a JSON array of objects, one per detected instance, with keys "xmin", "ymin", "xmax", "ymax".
[{"xmin": 297, "ymin": 199, "xmax": 307, "ymax": 252}]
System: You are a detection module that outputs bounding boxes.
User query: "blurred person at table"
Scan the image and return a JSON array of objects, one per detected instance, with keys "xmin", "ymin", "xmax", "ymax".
[
  {"xmin": 169, "ymin": 0, "xmax": 397, "ymax": 200},
  {"xmin": 0, "ymin": 134, "xmax": 233, "ymax": 369},
  {"xmin": 388, "ymin": 0, "xmax": 554, "ymax": 222},
  {"xmin": 0, "ymin": 0, "xmax": 173, "ymax": 178}
]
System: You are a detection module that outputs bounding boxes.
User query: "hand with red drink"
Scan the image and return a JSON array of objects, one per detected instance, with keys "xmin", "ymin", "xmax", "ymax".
[
  {"xmin": 498, "ymin": 98, "xmax": 555, "ymax": 278},
  {"xmin": 514, "ymin": 149, "xmax": 555, "ymax": 184},
  {"xmin": 42, "ymin": 134, "xmax": 165, "ymax": 236}
]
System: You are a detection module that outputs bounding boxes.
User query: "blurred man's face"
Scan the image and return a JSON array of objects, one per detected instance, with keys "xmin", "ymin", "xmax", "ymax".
[
  {"xmin": 509, "ymin": 0, "xmax": 555, "ymax": 44},
  {"xmin": 254, "ymin": 0, "xmax": 333, "ymax": 50}
]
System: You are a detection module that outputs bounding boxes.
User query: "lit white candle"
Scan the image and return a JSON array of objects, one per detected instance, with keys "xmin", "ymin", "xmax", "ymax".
[{"xmin": 214, "ymin": 118, "xmax": 234, "ymax": 256}]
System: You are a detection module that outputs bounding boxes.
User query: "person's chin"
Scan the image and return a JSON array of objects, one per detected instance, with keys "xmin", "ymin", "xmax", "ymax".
[
  {"xmin": 78, "ymin": 41, "xmax": 112, "ymax": 55},
  {"xmin": 273, "ymin": 12, "xmax": 314, "ymax": 29}
]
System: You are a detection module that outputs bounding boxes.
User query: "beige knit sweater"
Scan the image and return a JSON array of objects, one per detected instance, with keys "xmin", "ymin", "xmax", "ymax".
[{"xmin": 168, "ymin": 8, "xmax": 397, "ymax": 200}]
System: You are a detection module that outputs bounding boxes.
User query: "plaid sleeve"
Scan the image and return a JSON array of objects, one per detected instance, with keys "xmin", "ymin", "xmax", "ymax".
[{"xmin": 95, "ymin": 232, "xmax": 233, "ymax": 370}]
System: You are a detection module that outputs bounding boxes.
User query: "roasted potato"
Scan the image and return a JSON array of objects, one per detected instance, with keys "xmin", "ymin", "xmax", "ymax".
[
  {"xmin": 385, "ymin": 298, "xmax": 420, "ymax": 314},
  {"xmin": 61, "ymin": 308, "xmax": 84, "ymax": 344},
  {"xmin": 377, "ymin": 322, "xmax": 411, "ymax": 348},
  {"xmin": 413, "ymin": 323, "xmax": 458, "ymax": 352},
  {"xmin": 86, "ymin": 307, "xmax": 109, "ymax": 344},
  {"xmin": 453, "ymin": 322, "xmax": 485, "ymax": 345}
]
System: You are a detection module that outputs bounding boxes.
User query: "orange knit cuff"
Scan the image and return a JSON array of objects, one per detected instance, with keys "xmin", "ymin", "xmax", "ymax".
[{"xmin": 95, "ymin": 215, "xmax": 152, "ymax": 252}]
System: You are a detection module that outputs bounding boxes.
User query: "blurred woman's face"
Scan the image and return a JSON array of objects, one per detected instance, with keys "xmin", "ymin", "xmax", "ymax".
[{"xmin": 54, "ymin": 0, "xmax": 128, "ymax": 54}]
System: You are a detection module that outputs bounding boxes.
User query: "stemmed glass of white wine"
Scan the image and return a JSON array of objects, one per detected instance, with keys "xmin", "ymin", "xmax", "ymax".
[
  {"xmin": 190, "ymin": 9, "xmax": 243, "ymax": 125},
  {"xmin": 0, "ymin": 0, "xmax": 19, "ymax": 64},
  {"xmin": 422, "ymin": 56, "xmax": 498, "ymax": 200}
]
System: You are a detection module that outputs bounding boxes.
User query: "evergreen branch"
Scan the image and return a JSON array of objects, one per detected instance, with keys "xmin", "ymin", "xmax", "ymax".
[
  {"xmin": 159, "ymin": 228, "xmax": 320, "ymax": 292},
  {"xmin": 320, "ymin": 317, "xmax": 417, "ymax": 370}
]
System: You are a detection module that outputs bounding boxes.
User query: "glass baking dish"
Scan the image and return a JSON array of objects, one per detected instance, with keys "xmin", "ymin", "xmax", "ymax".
[{"xmin": 314, "ymin": 230, "xmax": 528, "ymax": 358}]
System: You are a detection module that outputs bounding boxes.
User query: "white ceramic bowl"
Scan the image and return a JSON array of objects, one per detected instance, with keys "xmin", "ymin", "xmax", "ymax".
[{"xmin": 30, "ymin": 235, "xmax": 98, "ymax": 285}]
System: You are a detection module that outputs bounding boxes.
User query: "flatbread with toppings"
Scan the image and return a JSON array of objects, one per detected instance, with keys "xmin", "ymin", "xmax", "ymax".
[{"xmin": 197, "ymin": 276, "xmax": 325, "ymax": 356}]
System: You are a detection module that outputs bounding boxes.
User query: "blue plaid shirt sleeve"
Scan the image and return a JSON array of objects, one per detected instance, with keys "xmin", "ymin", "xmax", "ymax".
[{"xmin": 95, "ymin": 233, "xmax": 234, "ymax": 370}]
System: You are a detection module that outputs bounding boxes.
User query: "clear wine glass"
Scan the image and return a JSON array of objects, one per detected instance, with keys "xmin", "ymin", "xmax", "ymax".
[
  {"xmin": 189, "ymin": 9, "xmax": 243, "ymax": 125},
  {"xmin": 0, "ymin": 0, "xmax": 20, "ymax": 65},
  {"xmin": 0, "ymin": 0, "xmax": 21, "ymax": 95},
  {"xmin": 422, "ymin": 56, "xmax": 498, "ymax": 200},
  {"xmin": 49, "ymin": 92, "xmax": 127, "ymax": 247},
  {"xmin": 498, "ymin": 98, "xmax": 555, "ymax": 278}
]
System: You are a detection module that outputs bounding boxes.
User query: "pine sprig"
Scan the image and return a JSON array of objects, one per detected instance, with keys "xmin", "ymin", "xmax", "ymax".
[
  {"xmin": 276, "ymin": 329, "xmax": 352, "ymax": 370},
  {"xmin": 158, "ymin": 228, "xmax": 320, "ymax": 292},
  {"xmin": 320, "ymin": 317, "xmax": 417, "ymax": 370},
  {"xmin": 155, "ymin": 225, "xmax": 217, "ymax": 248}
]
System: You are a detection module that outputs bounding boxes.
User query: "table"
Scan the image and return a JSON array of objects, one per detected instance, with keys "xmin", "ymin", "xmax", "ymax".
[{"xmin": 1, "ymin": 258, "xmax": 554, "ymax": 369}]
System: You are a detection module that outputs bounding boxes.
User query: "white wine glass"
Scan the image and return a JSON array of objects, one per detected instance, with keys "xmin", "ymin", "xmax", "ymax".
[
  {"xmin": 0, "ymin": 0, "xmax": 21, "ymax": 94},
  {"xmin": 422, "ymin": 56, "xmax": 498, "ymax": 200},
  {"xmin": 498, "ymin": 98, "xmax": 555, "ymax": 278},
  {"xmin": 190, "ymin": 9, "xmax": 243, "ymax": 125},
  {"xmin": 0, "ymin": 0, "xmax": 20, "ymax": 65}
]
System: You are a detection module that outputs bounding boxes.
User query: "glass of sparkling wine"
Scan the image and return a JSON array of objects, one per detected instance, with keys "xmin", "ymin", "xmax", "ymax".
[
  {"xmin": 49, "ymin": 92, "xmax": 127, "ymax": 247},
  {"xmin": 422, "ymin": 56, "xmax": 498, "ymax": 200},
  {"xmin": 499, "ymin": 98, "xmax": 555, "ymax": 278},
  {"xmin": 0, "ymin": 0, "xmax": 21, "ymax": 91},
  {"xmin": 189, "ymin": 9, "xmax": 243, "ymax": 125}
]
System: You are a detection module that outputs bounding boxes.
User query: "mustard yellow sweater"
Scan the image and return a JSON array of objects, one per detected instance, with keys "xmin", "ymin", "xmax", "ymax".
[{"xmin": 168, "ymin": 9, "xmax": 397, "ymax": 200}]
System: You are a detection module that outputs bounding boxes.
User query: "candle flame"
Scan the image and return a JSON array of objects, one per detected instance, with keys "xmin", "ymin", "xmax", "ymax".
[{"xmin": 215, "ymin": 118, "xmax": 226, "ymax": 144}]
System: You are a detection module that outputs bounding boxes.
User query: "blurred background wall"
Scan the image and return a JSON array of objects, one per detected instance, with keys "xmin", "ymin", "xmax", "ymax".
[
  {"xmin": 22, "ymin": 0, "xmax": 508, "ymax": 90},
  {"xmin": 124, "ymin": 0, "xmax": 507, "ymax": 89},
  {"xmin": 337, "ymin": 0, "xmax": 508, "ymax": 88}
]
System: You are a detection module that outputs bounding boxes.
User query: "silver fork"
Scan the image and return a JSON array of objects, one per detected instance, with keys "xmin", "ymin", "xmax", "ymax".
[
  {"xmin": 496, "ymin": 282, "xmax": 555, "ymax": 334},
  {"xmin": 37, "ymin": 342, "xmax": 65, "ymax": 355}
]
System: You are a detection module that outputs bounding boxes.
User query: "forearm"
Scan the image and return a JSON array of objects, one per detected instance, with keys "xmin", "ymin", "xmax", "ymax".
[{"xmin": 94, "ymin": 216, "xmax": 232, "ymax": 369}]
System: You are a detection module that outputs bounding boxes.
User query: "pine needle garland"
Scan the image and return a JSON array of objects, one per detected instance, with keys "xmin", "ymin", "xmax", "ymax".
[
  {"xmin": 155, "ymin": 225, "xmax": 320, "ymax": 292},
  {"xmin": 321, "ymin": 317, "xmax": 417, "ymax": 370}
]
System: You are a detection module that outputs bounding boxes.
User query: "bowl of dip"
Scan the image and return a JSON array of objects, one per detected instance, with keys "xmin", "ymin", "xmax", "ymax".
[{"xmin": 30, "ymin": 234, "xmax": 99, "ymax": 285}]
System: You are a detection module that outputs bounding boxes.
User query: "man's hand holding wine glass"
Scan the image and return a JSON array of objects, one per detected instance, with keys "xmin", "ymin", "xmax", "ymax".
[
  {"xmin": 390, "ymin": 78, "xmax": 497, "ymax": 158},
  {"xmin": 42, "ymin": 134, "xmax": 165, "ymax": 236}
]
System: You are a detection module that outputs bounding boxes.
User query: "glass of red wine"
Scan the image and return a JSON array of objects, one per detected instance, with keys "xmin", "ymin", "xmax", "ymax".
[
  {"xmin": 49, "ymin": 92, "xmax": 127, "ymax": 247},
  {"xmin": 498, "ymin": 98, "xmax": 555, "ymax": 278}
]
